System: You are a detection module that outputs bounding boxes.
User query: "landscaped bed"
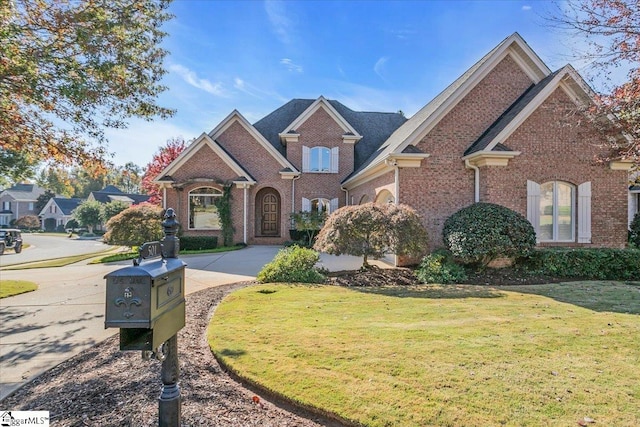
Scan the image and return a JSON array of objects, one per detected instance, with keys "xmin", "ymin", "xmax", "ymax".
[{"xmin": 210, "ymin": 277, "xmax": 640, "ymax": 426}]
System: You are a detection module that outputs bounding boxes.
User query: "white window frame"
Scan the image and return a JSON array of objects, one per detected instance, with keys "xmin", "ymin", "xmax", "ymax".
[
  {"xmin": 302, "ymin": 197, "xmax": 339, "ymax": 214},
  {"xmin": 188, "ymin": 187, "xmax": 223, "ymax": 230},
  {"xmin": 302, "ymin": 146, "xmax": 339, "ymax": 173},
  {"xmin": 539, "ymin": 181, "xmax": 576, "ymax": 243}
]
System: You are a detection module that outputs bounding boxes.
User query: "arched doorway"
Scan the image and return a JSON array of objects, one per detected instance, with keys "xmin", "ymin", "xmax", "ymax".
[
  {"xmin": 375, "ymin": 189, "xmax": 395, "ymax": 204},
  {"xmin": 256, "ymin": 188, "xmax": 281, "ymax": 237}
]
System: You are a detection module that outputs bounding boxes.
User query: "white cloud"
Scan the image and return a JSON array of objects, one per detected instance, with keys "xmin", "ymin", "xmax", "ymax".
[
  {"xmin": 265, "ymin": 0, "xmax": 293, "ymax": 44},
  {"xmin": 280, "ymin": 58, "xmax": 303, "ymax": 73},
  {"xmin": 169, "ymin": 64, "xmax": 227, "ymax": 97},
  {"xmin": 522, "ymin": 5, "xmax": 532, "ymax": 11},
  {"xmin": 374, "ymin": 56, "xmax": 390, "ymax": 80}
]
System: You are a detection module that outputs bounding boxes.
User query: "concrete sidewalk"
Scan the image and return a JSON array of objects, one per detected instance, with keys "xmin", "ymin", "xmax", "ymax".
[{"xmin": 0, "ymin": 246, "xmax": 388, "ymax": 401}]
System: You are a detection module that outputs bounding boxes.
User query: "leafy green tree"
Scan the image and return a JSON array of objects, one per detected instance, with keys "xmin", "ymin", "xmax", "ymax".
[
  {"xmin": 73, "ymin": 200, "xmax": 103, "ymax": 233},
  {"xmin": 35, "ymin": 190, "xmax": 56, "ymax": 214},
  {"xmin": 36, "ymin": 167, "xmax": 74, "ymax": 197},
  {"xmin": 0, "ymin": 149, "xmax": 37, "ymax": 187},
  {"xmin": 100, "ymin": 201, "xmax": 130, "ymax": 224},
  {"xmin": 290, "ymin": 210, "xmax": 326, "ymax": 246},
  {"xmin": 0, "ymin": 0, "xmax": 175, "ymax": 169},
  {"xmin": 314, "ymin": 203, "xmax": 428, "ymax": 268},
  {"xmin": 104, "ymin": 203, "xmax": 163, "ymax": 247}
]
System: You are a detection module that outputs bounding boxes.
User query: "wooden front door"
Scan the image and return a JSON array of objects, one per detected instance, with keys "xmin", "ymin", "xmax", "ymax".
[{"xmin": 258, "ymin": 188, "xmax": 280, "ymax": 236}]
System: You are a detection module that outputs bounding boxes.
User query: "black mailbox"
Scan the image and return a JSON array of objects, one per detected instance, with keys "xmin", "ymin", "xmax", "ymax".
[{"xmin": 105, "ymin": 255, "xmax": 186, "ymax": 351}]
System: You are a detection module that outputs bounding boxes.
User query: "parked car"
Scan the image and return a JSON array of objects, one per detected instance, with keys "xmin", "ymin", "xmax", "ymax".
[{"xmin": 0, "ymin": 229, "xmax": 23, "ymax": 255}]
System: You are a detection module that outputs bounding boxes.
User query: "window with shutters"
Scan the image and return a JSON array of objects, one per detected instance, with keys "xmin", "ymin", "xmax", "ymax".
[
  {"xmin": 302, "ymin": 146, "xmax": 339, "ymax": 173},
  {"xmin": 302, "ymin": 197, "xmax": 339, "ymax": 214},
  {"xmin": 527, "ymin": 180, "xmax": 591, "ymax": 243},
  {"xmin": 539, "ymin": 181, "xmax": 575, "ymax": 242}
]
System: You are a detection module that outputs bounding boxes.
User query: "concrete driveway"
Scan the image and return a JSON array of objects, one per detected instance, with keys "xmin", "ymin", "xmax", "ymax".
[{"xmin": 0, "ymin": 245, "xmax": 380, "ymax": 401}]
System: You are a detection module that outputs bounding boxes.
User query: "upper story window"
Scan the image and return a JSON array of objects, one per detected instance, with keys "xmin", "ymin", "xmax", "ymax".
[
  {"xmin": 2, "ymin": 201, "xmax": 10, "ymax": 211},
  {"xmin": 189, "ymin": 187, "xmax": 222, "ymax": 230},
  {"xmin": 302, "ymin": 146, "xmax": 339, "ymax": 173},
  {"xmin": 310, "ymin": 147, "xmax": 331, "ymax": 172}
]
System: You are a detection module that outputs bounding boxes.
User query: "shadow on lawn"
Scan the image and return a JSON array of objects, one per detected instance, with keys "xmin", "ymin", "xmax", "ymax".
[
  {"xmin": 354, "ymin": 284, "xmax": 504, "ymax": 300},
  {"xmin": 499, "ymin": 280, "xmax": 640, "ymax": 315}
]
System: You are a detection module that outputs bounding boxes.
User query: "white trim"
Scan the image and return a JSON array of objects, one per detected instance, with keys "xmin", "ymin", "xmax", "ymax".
[
  {"xmin": 526, "ymin": 180, "xmax": 541, "ymax": 241},
  {"xmin": 280, "ymin": 96, "xmax": 362, "ymax": 141},
  {"xmin": 462, "ymin": 151, "xmax": 521, "ymax": 167},
  {"xmin": 153, "ymin": 133, "xmax": 256, "ymax": 184},
  {"xmin": 330, "ymin": 147, "xmax": 339, "ymax": 173},
  {"xmin": 344, "ymin": 33, "xmax": 550, "ymax": 186},
  {"xmin": 577, "ymin": 181, "xmax": 592, "ymax": 243}
]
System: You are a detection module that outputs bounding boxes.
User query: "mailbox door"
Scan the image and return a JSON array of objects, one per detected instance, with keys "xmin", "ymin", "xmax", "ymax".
[{"xmin": 105, "ymin": 275, "xmax": 152, "ymax": 328}]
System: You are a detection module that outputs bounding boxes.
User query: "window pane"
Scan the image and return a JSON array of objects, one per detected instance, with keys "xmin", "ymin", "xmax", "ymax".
[
  {"xmin": 557, "ymin": 183, "xmax": 573, "ymax": 240},
  {"xmin": 311, "ymin": 198, "xmax": 329, "ymax": 213},
  {"xmin": 539, "ymin": 183, "xmax": 553, "ymax": 241},
  {"xmin": 309, "ymin": 147, "xmax": 330, "ymax": 172},
  {"xmin": 189, "ymin": 188, "xmax": 221, "ymax": 229}
]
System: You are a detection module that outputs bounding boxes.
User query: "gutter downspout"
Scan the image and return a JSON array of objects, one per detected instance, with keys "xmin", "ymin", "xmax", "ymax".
[
  {"xmin": 465, "ymin": 159, "xmax": 480, "ymax": 203},
  {"xmin": 341, "ymin": 187, "xmax": 349, "ymax": 206},
  {"xmin": 394, "ymin": 164, "xmax": 400, "ymax": 205},
  {"xmin": 243, "ymin": 185, "xmax": 248, "ymax": 244}
]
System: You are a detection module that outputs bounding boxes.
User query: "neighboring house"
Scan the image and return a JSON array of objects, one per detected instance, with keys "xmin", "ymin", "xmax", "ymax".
[
  {"xmin": 87, "ymin": 185, "xmax": 151, "ymax": 205},
  {"xmin": 0, "ymin": 183, "xmax": 47, "ymax": 227},
  {"xmin": 154, "ymin": 33, "xmax": 634, "ymax": 254},
  {"xmin": 38, "ymin": 197, "xmax": 83, "ymax": 231}
]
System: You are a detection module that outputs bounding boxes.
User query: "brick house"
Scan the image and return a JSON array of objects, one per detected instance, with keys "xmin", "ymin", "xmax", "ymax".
[
  {"xmin": 155, "ymin": 33, "xmax": 633, "ymax": 253},
  {"xmin": 0, "ymin": 183, "xmax": 47, "ymax": 227}
]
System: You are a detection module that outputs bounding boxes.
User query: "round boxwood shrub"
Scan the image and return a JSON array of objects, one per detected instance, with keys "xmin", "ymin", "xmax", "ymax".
[
  {"xmin": 257, "ymin": 245, "xmax": 326, "ymax": 284},
  {"xmin": 416, "ymin": 249, "xmax": 467, "ymax": 284},
  {"xmin": 443, "ymin": 202, "xmax": 536, "ymax": 266}
]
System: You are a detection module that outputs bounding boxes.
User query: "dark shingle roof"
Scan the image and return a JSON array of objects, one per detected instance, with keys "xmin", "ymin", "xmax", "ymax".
[
  {"xmin": 464, "ymin": 69, "xmax": 561, "ymax": 156},
  {"xmin": 53, "ymin": 198, "xmax": 83, "ymax": 215},
  {"xmin": 90, "ymin": 186, "xmax": 150, "ymax": 204},
  {"xmin": 252, "ymin": 99, "xmax": 315, "ymax": 157},
  {"xmin": 251, "ymin": 98, "xmax": 407, "ymax": 171}
]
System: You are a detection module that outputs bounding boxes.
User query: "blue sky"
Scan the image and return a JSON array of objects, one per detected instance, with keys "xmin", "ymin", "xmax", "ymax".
[{"xmin": 105, "ymin": 0, "xmax": 585, "ymax": 168}]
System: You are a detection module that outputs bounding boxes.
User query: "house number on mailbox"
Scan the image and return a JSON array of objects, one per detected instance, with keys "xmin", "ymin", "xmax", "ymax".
[{"xmin": 115, "ymin": 287, "xmax": 142, "ymax": 318}]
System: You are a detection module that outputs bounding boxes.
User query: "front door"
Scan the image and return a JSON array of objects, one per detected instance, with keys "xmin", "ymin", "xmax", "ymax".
[{"xmin": 257, "ymin": 188, "xmax": 280, "ymax": 237}]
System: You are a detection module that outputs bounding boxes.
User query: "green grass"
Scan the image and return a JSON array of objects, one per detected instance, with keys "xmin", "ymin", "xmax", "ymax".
[
  {"xmin": 1, "ymin": 250, "xmax": 117, "ymax": 270},
  {"xmin": 0, "ymin": 280, "xmax": 38, "ymax": 298},
  {"xmin": 209, "ymin": 282, "xmax": 640, "ymax": 427},
  {"xmin": 91, "ymin": 244, "xmax": 246, "ymax": 263}
]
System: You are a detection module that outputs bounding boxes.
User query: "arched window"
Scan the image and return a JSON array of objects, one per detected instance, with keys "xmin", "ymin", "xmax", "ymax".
[
  {"xmin": 189, "ymin": 187, "xmax": 222, "ymax": 229},
  {"xmin": 375, "ymin": 189, "xmax": 395, "ymax": 204},
  {"xmin": 539, "ymin": 181, "xmax": 575, "ymax": 242},
  {"xmin": 311, "ymin": 198, "xmax": 330, "ymax": 213},
  {"xmin": 359, "ymin": 195, "xmax": 370, "ymax": 205}
]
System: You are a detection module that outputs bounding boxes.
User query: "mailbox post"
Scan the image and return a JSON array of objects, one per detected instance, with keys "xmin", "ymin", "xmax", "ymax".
[{"xmin": 105, "ymin": 208, "xmax": 186, "ymax": 427}]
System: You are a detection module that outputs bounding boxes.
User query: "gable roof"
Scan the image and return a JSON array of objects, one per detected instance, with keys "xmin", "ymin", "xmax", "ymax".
[
  {"xmin": 52, "ymin": 198, "xmax": 83, "ymax": 215},
  {"xmin": 89, "ymin": 187, "xmax": 150, "ymax": 204},
  {"xmin": 155, "ymin": 131, "xmax": 257, "ymax": 185},
  {"xmin": 463, "ymin": 65, "xmax": 595, "ymax": 158},
  {"xmin": 344, "ymin": 32, "xmax": 552, "ymax": 185},
  {"xmin": 278, "ymin": 96, "xmax": 362, "ymax": 139},
  {"xmin": 1, "ymin": 183, "xmax": 47, "ymax": 201},
  {"xmin": 252, "ymin": 98, "xmax": 406, "ymax": 171}
]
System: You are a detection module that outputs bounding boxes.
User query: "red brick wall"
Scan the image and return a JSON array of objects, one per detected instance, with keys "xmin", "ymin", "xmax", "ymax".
[
  {"xmin": 288, "ymin": 107, "xmax": 355, "ymax": 211},
  {"xmin": 482, "ymin": 87, "xmax": 628, "ymax": 247},
  {"xmin": 399, "ymin": 55, "xmax": 535, "ymax": 249}
]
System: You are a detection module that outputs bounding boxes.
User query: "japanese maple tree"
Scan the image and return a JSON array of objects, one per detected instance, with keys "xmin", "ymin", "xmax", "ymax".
[
  {"xmin": 141, "ymin": 137, "xmax": 187, "ymax": 205},
  {"xmin": 550, "ymin": 0, "xmax": 639, "ymax": 167}
]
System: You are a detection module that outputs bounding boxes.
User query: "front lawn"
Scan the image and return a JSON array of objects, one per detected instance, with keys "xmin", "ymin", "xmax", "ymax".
[
  {"xmin": 209, "ymin": 281, "xmax": 640, "ymax": 426},
  {"xmin": 0, "ymin": 280, "xmax": 38, "ymax": 298}
]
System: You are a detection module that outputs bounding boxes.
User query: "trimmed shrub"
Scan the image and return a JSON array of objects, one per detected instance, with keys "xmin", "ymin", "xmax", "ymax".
[
  {"xmin": 103, "ymin": 203, "xmax": 163, "ymax": 247},
  {"xmin": 443, "ymin": 203, "xmax": 536, "ymax": 266},
  {"xmin": 630, "ymin": 211, "xmax": 640, "ymax": 248},
  {"xmin": 519, "ymin": 248, "xmax": 640, "ymax": 280},
  {"xmin": 257, "ymin": 245, "xmax": 326, "ymax": 284},
  {"xmin": 14, "ymin": 215, "xmax": 40, "ymax": 230},
  {"xmin": 416, "ymin": 249, "xmax": 467, "ymax": 284},
  {"xmin": 180, "ymin": 236, "xmax": 218, "ymax": 251}
]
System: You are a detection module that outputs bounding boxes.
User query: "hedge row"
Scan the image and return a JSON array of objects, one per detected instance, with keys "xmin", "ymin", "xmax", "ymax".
[
  {"xmin": 519, "ymin": 248, "xmax": 640, "ymax": 281},
  {"xmin": 179, "ymin": 236, "xmax": 218, "ymax": 251}
]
